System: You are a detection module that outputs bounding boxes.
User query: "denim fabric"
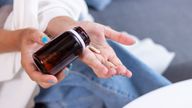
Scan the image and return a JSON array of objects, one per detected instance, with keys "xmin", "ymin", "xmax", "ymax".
[{"xmin": 35, "ymin": 41, "xmax": 171, "ymax": 108}]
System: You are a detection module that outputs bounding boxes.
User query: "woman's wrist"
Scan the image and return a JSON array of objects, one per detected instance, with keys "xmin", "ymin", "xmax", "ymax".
[{"xmin": 45, "ymin": 16, "xmax": 77, "ymax": 38}]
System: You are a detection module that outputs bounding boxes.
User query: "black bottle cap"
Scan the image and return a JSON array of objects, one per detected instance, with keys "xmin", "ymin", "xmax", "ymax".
[{"xmin": 73, "ymin": 26, "xmax": 90, "ymax": 46}]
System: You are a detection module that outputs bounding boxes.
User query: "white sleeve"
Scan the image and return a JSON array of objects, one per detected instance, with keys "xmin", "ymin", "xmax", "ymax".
[{"xmin": 38, "ymin": 0, "xmax": 89, "ymax": 32}]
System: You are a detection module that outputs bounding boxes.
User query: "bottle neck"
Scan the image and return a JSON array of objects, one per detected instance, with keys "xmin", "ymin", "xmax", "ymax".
[
  {"xmin": 73, "ymin": 27, "xmax": 90, "ymax": 46},
  {"xmin": 69, "ymin": 29, "xmax": 86, "ymax": 49}
]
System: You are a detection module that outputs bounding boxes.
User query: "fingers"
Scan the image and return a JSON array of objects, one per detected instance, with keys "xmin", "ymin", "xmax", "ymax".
[
  {"xmin": 38, "ymin": 69, "xmax": 69, "ymax": 88},
  {"xmin": 41, "ymin": 36, "xmax": 50, "ymax": 44},
  {"xmin": 20, "ymin": 28, "xmax": 63, "ymax": 88},
  {"xmin": 99, "ymin": 55, "xmax": 132, "ymax": 78},
  {"xmin": 27, "ymin": 70, "xmax": 58, "ymax": 88},
  {"xmin": 38, "ymin": 82, "xmax": 55, "ymax": 88},
  {"xmin": 33, "ymin": 34, "xmax": 50, "ymax": 45},
  {"xmin": 37, "ymin": 72, "xmax": 64, "ymax": 89},
  {"xmin": 39, "ymin": 67, "xmax": 70, "ymax": 88},
  {"xmin": 103, "ymin": 60, "xmax": 117, "ymax": 75},
  {"xmin": 55, "ymin": 69, "xmax": 66, "ymax": 82},
  {"xmin": 108, "ymin": 55, "xmax": 132, "ymax": 77},
  {"xmin": 89, "ymin": 45, "xmax": 132, "ymax": 78},
  {"xmin": 104, "ymin": 26, "xmax": 135, "ymax": 45},
  {"xmin": 116, "ymin": 65, "xmax": 132, "ymax": 77},
  {"xmin": 23, "ymin": 28, "xmax": 50, "ymax": 45},
  {"xmin": 84, "ymin": 45, "xmax": 132, "ymax": 78},
  {"xmin": 36, "ymin": 74, "xmax": 58, "ymax": 88},
  {"xmin": 23, "ymin": 62, "xmax": 67, "ymax": 88},
  {"xmin": 21, "ymin": 54, "xmax": 66, "ymax": 88},
  {"xmin": 22, "ymin": 60, "xmax": 58, "ymax": 85},
  {"xmin": 94, "ymin": 53, "xmax": 113, "ymax": 78},
  {"xmin": 80, "ymin": 48, "xmax": 109, "ymax": 78}
]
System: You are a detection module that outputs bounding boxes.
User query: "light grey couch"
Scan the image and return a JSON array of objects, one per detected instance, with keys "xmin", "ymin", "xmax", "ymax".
[{"xmin": 90, "ymin": 0, "xmax": 192, "ymax": 82}]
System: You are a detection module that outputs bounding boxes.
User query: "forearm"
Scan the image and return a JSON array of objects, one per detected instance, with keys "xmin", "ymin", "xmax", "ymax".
[
  {"xmin": 0, "ymin": 29, "xmax": 22, "ymax": 53},
  {"xmin": 45, "ymin": 16, "xmax": 76, "ymax": 37},
  {"xmin": 0, "ymin": 16, "xmax": 76, "ymax": 53}
]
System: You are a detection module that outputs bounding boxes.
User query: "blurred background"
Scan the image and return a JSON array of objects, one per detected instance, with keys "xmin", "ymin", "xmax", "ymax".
[{"xmin": 88, "ymin": 0, "xmax": 192, "ymax": 83}]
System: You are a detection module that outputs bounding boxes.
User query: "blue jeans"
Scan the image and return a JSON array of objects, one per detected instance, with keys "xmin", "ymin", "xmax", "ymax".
[{"xmin": 35, "ymin": 41, "xmax": 171, "ymax": 108}]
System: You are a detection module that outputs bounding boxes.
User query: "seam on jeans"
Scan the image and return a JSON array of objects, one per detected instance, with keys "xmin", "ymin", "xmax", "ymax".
[
  {"xmin": 69, "ymin": 71, "xmax": 136, "ymax": 100},
  {"xmin": 98, "ymin": 80, "xmax": 137, "ymax": 100},
  {"xmin": 91, "ymin": 76, "xmax": 137, "ymax": 100},
  {"xmin": 57, "ymin": 100, "xmax": 67, "ymax": 108}
]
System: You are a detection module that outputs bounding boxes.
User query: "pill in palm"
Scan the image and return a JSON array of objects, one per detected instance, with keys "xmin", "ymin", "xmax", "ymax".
[{"xmin": 88, "ymin": 46, "xmax": 101, "ymax": 54}]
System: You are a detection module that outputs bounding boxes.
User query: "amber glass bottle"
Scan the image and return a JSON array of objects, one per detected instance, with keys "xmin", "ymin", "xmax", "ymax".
[{"xmin": 33, "ymin": 27, "xmax": 90, "ymax": 75}]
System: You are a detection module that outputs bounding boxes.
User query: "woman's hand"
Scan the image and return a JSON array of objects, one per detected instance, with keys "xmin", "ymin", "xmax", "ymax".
[
  {"xmin": 19, "ymin": 28, "xmax": 65, "ymax": 88},
  {"xmin": 46, "ymin": 17, "xmax": 135, "ymax": 78},
  {"xmin": 46, "ymin": 16, "xmax": 134, "ymax": 78},
  {"xmin": 75, "ymin": 22, "xmax": 135, "ymax": 78}
]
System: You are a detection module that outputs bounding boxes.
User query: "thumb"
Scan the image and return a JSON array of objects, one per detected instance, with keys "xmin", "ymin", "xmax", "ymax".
[
  {"xmin": 22, "ymin": 28, "xmax": 51, "ymax": 45},
  {"xmin": 33, "ymin": 35, "xmax": 50, "ymax": 45}
]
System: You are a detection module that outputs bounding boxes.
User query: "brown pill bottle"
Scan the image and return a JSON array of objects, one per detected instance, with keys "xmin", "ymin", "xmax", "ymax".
[{"xmin": 33, "ymin": 27, "xmax": 90, "ymax": 75}]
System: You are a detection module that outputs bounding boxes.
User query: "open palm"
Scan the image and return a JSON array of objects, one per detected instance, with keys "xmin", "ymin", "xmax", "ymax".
[{"xmin": 76, "ymin": 22, "xmax": 135, "ymax": 78}]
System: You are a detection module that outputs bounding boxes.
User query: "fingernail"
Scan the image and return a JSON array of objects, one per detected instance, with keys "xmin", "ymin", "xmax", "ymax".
[
  {"xmin": 126, "ymin": 69, "xmax": 133, "ymax": 78},
  {"xmin": 48, "ymin": 80, "xmax": 55, "ymax": 84},
  {"xmin": 63, "ymin": 68, "xmax": 70, "ymax": 75},
  {"xmin": 41, "ymin": 36, "xmax": 49, "ymax": 44},
  {"xmin": 68, "ymin": 63, "xmax": 73, "ymax": 70}
]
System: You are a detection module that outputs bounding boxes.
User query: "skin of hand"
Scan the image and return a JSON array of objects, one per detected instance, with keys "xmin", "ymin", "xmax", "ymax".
[
  {"xmin": 46, "ymin": 16, "xmax": 135, "ymax": 79},
  {"xmin": 75, "ymin": 21, "xmax": 135, "ymax": 78},
  {"xmin": 0, "ymin": 28, "xmax": 64, "ymax": 88},
  {"xmin": 18, "ymin": 28, "xmax": 65, "ymax": 88},
  {"xmin": 0, "ymin": 17, "xmax": 134, "ymax": 88},
  {"xmin": 0, "ymin": 16, "xmax": 135, "ymax": 88}
]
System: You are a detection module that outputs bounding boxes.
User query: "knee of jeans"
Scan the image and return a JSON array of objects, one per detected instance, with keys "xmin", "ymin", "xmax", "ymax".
[{"xmin": 90, "ymin": 75, "xmax": 139, "ymax": 99}]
